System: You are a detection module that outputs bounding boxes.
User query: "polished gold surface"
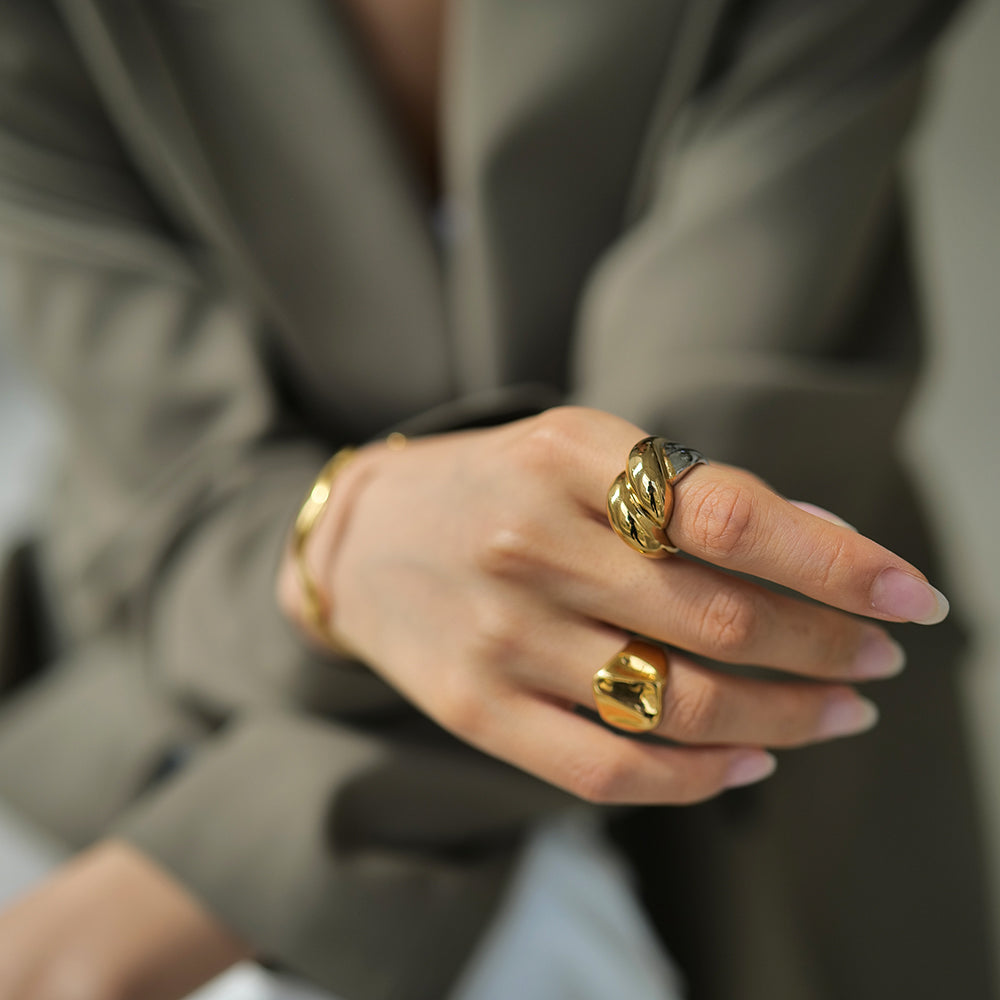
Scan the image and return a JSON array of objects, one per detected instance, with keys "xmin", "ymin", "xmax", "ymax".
[
  {"xmin": 627, "ymin": 437, "xmax": 673, "ymax": 524},
  {"xmin": 606, "ymin": 437, "xmax": 706, "ymax": 557},
  {"xmin": 607, "ymin": 472, "xmax": 670, "ymax": 556},
  {"xmin": 593, "ymin": 640, "xmax": 670, "ymax": 733},
  {"xmin": 293, "ymin": 447, "xmax": 358, "ymax": 654}
]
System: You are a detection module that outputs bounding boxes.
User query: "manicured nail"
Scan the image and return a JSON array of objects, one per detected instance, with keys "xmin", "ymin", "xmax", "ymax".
[
  {"xmin": 818, "ymin": 695, "xmax": 880, "ymax": 739},
  {"xmin": 790, "ymin": 501, "xmax": 857, "ymax": 532},
  {"xmin": 851, "ymin": 629, "xmax": 906, "ymax": 679},
  {"xmin": 725, "ymin": 752, "xmax": 777, "ymax": 789},
  {"xmin": 871, "ymin": 568, "xmax": 950, "ymax": 625}
]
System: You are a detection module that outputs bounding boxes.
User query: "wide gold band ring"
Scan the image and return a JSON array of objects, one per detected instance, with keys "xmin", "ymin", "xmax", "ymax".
[
  {"xmin": 593, "ymin": 640, "xmax": 670, "ymax": 733},
  {"xmin": 606, "ymin": 437, "xmax": 706, "ymax": 557}
]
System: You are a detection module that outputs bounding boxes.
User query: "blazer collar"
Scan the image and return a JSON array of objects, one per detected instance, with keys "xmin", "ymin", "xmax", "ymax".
[{"xmin": 58, "ymin": 0, "xmax": 710, "ymax": 424}]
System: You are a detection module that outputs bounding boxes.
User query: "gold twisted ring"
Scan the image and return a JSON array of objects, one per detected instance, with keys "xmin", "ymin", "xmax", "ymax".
[
  {"xmin": 593, "ymin": 640, "xmax": 670, "ymax": 733},
  {"xmin": 606, "ymin": 437, "xmax": 707, "ymax": 557}
]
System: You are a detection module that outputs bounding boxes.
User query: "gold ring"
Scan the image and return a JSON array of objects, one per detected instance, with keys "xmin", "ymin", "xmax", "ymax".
[
  {"xmin": 606, "ymin": 438, "xmax": 706, "ymax": 557},
  {"xmin": 593, "ymin": 640, "xmax": 670, "ymax": 733}
]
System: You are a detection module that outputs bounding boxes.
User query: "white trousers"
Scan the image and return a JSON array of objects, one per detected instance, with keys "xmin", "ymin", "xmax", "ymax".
[{"xmin": 0, "ymin": 802, "xmax": 684, "ymax": 1000}]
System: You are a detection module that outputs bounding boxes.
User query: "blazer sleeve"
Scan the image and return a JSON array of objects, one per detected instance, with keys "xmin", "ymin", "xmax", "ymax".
[
  {"xmin": 572, "ymin": 0, "xmax": 964, "ymax": 533},
  {"xmin": 0, "ymin": 0, "xmax": 399, "ymax": 719},
  {"xmin": 0, "ymin": 5, "xmax": 567, "ymax": 997}
]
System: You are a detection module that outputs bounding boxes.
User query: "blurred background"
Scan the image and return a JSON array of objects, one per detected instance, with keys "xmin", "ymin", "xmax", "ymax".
[
  {"xmin": 905, "ymin": 0, "xmax": 1000, "ymax": 948},
  {"xmin": 0, "ymin": 0, "xmax": 998, "ymax": 994}
]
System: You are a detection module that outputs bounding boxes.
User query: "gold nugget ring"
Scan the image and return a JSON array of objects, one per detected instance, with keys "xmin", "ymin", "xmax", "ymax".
[
  {"xmin": 593, "ymin": 640, "xmax": 670, "ymax": 733},
  {"xmin": 606, "ymin": 437, "xmax": 706, "ymax": 557}
]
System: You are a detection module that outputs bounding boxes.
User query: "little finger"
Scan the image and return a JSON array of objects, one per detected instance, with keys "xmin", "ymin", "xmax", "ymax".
[{"xmin": 488, "ymin": 692, "xmax": 777, "ymax": 805}]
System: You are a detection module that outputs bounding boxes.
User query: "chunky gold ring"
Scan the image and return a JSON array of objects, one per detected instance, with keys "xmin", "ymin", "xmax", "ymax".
[
  {"xmin": 593, "ymin": 640, "xmax": 670, "ymax": 733},
  {"xmin": 606, "ymin": 438, "xmax": 706, "ymax": 557}
]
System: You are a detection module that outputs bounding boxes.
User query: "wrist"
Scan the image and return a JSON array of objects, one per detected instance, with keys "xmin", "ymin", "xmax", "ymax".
[{"xmin": 277, "ymin": 440, "xmax": 390, "ymax": 653}]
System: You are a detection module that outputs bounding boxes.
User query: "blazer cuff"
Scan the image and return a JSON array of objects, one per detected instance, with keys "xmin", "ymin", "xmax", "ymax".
[
  {"xmin": 111, "ymin": 712, "xmax": 564, "ymax": 999},
  {"xmin": 145, "ymin": 442, "xmax": 402, "ymax": 719}
]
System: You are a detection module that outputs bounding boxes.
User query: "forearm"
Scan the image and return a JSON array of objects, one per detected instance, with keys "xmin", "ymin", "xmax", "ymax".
[{"xmin": 0, "ymin": 840, "xmax": 251, "ymax": 1000}]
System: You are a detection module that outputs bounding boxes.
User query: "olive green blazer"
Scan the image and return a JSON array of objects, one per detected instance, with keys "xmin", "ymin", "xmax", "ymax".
[{"xmin": 0, "ymin": 0, "xmax": 994, "ymax": 997}]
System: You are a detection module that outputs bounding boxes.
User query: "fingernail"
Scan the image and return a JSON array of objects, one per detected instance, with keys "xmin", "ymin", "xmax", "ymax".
[
  {"xmin": 851, "ymin": 629, "xmax": 907, "ymax": 679},
  {"xmin": 871, "ymin": 568, "xmax": 950, "ymax": 625},
  {"xmin": 789, "ymin": 501, "xmax": 857, "ymax": 532},
  {"xmin": 725, "ymin": 752, "xmax": 777, "ymax": 789},
  {"xmin": 818, "ymin": 695, "xmax": 880, "ymax": 739}
]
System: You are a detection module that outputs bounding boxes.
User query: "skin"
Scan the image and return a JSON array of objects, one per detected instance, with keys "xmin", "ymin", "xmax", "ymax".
[
  {"xmin": 0, "ymin": 5, "xmax": 453, "ymax": 995},
  {"xmin": 0, "ymin": 841, "xmax": 251, "ymax": 1000},
  {"xmin": 339, "ymin": 0, "xmax": 447, "ymax": 189},
  {"xmin": 0, "ymin": 6, "xmax": 950, "ymax": 994},
  {"xmin": 0, "ymin": 424, "xmax": 940, "ymax": 998},
  {"xmin": 277, "ymin": 407, "xmax": 944, "ymax": 805}
]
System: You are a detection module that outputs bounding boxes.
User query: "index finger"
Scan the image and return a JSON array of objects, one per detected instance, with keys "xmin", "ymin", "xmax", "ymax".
[
  {"xmin": 665, "ymin": 464, "xmax": 949, "ymax": 625},
  {"xmin": 518, "ymin": 407, "xmax": 947, "ymax": 625}
]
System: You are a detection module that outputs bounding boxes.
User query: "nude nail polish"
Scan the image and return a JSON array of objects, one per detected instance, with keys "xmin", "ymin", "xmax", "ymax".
[
  {"xmin": 818, "ymin": 695, "xmax": 880, "ymax": 739},
  {"xmin": 851, "ymin": 629, "xmax": 907, "ymax": 679},
  {"xmin": 871, "ymin": 568, "xmax": 950, "ymax": 625},
  {"xmin": 725, "ymin": 752, "xmax": 777, "ymax": 789}
]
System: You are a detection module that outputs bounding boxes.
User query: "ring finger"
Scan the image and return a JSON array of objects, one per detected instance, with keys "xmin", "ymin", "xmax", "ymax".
[{"xmin": 513, "ymin": 618, "xmax": 880, "ymax": 749}]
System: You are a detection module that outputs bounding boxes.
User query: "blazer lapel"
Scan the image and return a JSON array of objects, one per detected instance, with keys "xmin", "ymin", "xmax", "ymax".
[
  {"xmin": 60, "ymin": 0, "xmax": 710, "ymax": 428},
  {"xmin": 443, "ymin": 0, "xmax": 686, "ymax": 394},
  {"xmin": 59, "ymin": 0, "xmax": 455, "ymax": 438}
]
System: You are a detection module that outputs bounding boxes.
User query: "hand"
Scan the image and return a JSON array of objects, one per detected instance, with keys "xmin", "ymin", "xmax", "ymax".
[
  {"xmin": 0, "ymin": 839, "xmax": 251, "ymax": 1000},
  {"xmin": 280, "ymin": 407, "xmax": 947, "ymax": 804}
]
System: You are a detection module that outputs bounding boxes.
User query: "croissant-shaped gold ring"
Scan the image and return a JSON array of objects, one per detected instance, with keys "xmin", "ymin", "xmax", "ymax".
[{"xmin": 606, "ymin": 437, "xmax": 707, "ymax": 557}]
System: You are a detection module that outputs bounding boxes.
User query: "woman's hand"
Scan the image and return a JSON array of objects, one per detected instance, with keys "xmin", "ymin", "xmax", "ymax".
[
  {"xmin": 0, "ymin": 839, "xmax": 250, "ymax": 1000},
  {"xmin": 279, "ymin": 407, "xmax": 947, "ymax": 805}
]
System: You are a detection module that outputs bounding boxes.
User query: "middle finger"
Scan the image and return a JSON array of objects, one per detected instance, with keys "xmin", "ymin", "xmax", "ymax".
[{"xmin": 509, "ymin": 514, "xmax": 906, "ymax": 682}]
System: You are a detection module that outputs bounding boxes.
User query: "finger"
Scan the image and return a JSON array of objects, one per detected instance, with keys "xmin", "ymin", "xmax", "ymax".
[
  {"xmin": 651, "ymin": 654, "xmax": 880, "ymax": 748},
  {"xmin": 562, "ymin": 518, "xmax": 907, "ymax": 681},
  {"xmin": 487, "ymin": 505, "xmax": 906, "ymax": 682},
  {"xmin": 788, "ymin": 500, "xmax": 858, "ymax": 531},
  {"xmin": 513, "ymin": 623, "xmax": 880, "ymax": 749},
  {"xmin": 575, "ymin": 425, "xmax": 948, "ymax": 624},
  {"xmin": 665, "ymin": 465, "xmax": 949, "ymax": 624},
  {"xmin": 507, "ymin": 409, "xmax": 946, "ymax": 624},
  {"xmin": 540, "ymin": 411, "xmax": 948, "ymax": 625},
  {"xmin": 485, "ymin": 690, "xmax": 777, "ymax": 805}
]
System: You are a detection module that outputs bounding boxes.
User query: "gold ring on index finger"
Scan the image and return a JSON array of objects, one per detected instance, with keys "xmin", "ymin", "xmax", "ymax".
[{"xmin": 606, "ymin": 438, "xmax": 707, "ymax": 557}]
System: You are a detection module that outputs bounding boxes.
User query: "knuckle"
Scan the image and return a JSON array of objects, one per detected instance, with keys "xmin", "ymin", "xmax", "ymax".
[
  {"xmin": 535, "ymin": 404, "xmax": 591, "ymax": 440},
  {"xmin": 814, "ymin": 621, "xmax": 860, "ymax": 676},
  {"xmin": 663, "ymin": 680, "xmax": 722, "ymax": 740},
  {"xmin": 564, "ymin": 753, "xmax": 631, "ymax": 804},
  {"xmin": 473, "ymin": 513, "xmax": 543, "ymax": 579},
  {"xmin": 467, "ymin": 596, "xmax": 526, "ymax": 671},
  {"xmin": 435, "ymin": 674, "xmax": 491, "ymax": 742},
  {"xmin": 684, "ymin": 481, "xmax": 757, "ymax": 559},
  {"xmin": 809, "ymin": 534, "xmax": 851, "ymax": 591},
  {"xmin": 513, "ymin": 407, "xmax": 586, "ymax": 474},
  {"xmin": 698, "ymin": 588, "xmax": 759, "ymax": 659}
]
